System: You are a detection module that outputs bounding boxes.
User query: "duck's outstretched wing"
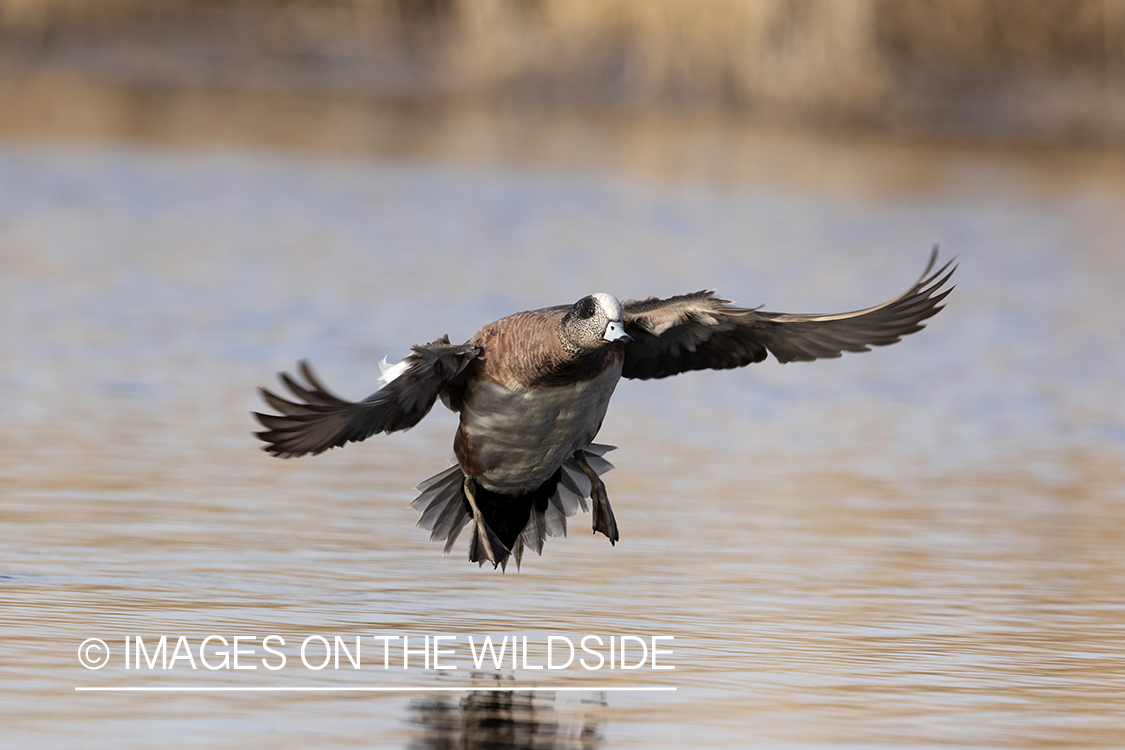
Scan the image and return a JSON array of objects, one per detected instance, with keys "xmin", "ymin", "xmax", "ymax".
[
  {"xmin": 254, "ymin": 337, "xmax": 480, "ymax": 457},
  {"xmin": 620, "ymin": 248, "xmax": 955, "ymax": 380}
]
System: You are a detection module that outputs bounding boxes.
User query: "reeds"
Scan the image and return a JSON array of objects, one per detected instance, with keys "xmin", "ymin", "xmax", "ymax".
[{"xmin": 3, "ymin": 0, "xmax": 1124, "ymax": 121}]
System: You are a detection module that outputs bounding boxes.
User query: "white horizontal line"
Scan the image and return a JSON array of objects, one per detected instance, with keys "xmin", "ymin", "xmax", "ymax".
[{"xmin": 75, "ymin": 686, "xmax": 676, "ymax": 693}]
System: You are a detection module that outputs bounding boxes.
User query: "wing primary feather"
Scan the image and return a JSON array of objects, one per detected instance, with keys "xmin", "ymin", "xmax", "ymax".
[
  {"xmin": 253, "ymin": 342, "xmax": 479, "ymax": 458},
  {"xmin": 621, "ymin": 249, "xmax": 955, "ymax": 379}
]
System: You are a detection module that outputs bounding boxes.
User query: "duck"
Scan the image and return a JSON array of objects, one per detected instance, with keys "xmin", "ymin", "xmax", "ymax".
[{"xmin": 254, "ymin": 248, "xmax": 954, "ymax": 570}]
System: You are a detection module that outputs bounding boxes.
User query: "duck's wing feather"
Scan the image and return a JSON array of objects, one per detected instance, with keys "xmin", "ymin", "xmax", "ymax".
[
  {"xmin": 254, "ymin": 337, "xmax": 480, "ymax": 457},
  {"xmin": 620, "ymin": 248, "xmax": 954, "ymax": 380}
]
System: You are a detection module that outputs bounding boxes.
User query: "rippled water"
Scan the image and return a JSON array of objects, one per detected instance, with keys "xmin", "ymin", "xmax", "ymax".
[{"xmin": 1, "ymin": 128, "xmax": 1124, "ymax": 748}]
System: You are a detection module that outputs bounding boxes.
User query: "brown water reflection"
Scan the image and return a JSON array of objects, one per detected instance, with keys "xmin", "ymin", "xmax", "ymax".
[
  {"xmin": 408, "ymin": 685, "xmax": 603, "ymax": 750},
  {"xmin": 1, "ymin": 104, "xmax": 1124, "ymax": 748}
]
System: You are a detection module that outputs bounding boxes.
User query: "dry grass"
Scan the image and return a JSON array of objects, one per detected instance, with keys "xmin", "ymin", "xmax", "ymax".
[
  {"xmin": 446, "ymin": 0, "xmax": 885, "ymax": 115},
  {"xmin": 2, "ymin": 0, "xmax": 1125, "ymax": 129},
  {"xmin": 879, "ymin": 0, "xmax": 1125, "ymax": 71}
]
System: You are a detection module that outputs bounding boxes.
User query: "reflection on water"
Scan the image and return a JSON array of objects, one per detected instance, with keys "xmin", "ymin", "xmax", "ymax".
[
  {"xmin": 409, "ymin": 681, "xmax": 602, "ymax": 750},
  {"xmin": 1, "ymin": 115, "xmax": 1125, "ymax": 749}
]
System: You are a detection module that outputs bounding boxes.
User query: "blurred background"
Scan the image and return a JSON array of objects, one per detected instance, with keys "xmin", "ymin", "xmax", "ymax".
[
  {"xmin": 2, "ymin": 2, "xmax": 1124, "ymax": 749},
  {"xmin": 3, "ymin": 0, "xmax": 1125, "ymax": 145}
]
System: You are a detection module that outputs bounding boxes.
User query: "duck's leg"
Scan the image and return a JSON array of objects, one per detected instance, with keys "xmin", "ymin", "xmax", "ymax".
[
  {"xmin": 463, "ymin": 476, "xmax": 508, "ymax": 567},
  {"xmin": 576, "ymin": 454, "xmax": 619, "ymax": 545}
]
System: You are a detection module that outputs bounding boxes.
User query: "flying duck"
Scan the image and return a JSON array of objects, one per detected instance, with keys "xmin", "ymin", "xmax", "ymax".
[{"xmin": 255, "ymin": 249, "xmax": 954, "ymax": 569}]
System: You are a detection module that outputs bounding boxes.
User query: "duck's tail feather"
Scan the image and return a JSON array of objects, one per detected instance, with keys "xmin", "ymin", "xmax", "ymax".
[
  {"xmin": 410, "ymin": 444, "xmax": 617, "ymax": 569},
  {"xmin": 410, "ymin": 465, "xmax": 471, "ymax": 554}
]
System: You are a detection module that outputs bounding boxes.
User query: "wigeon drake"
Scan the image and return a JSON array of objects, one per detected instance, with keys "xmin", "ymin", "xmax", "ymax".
[{"xmin": 255, "ymin": 249, "xmax": 954, "ymax": 569}]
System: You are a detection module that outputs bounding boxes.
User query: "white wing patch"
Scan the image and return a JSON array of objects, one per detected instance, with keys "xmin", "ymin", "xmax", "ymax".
[{"xmin": 377, "ymin": 356, "xmax": 409, "ymax": 385}]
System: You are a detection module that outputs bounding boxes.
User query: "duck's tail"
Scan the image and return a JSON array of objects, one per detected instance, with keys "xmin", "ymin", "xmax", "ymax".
[{"xmin": 410, "ymin": 444, "xmax": 617, "ymax": 571}]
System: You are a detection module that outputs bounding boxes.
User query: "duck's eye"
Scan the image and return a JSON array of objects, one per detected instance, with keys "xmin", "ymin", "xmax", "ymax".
[{"xmin": 577, "ymin": 298, "xmax": 596, "ymax": 318}]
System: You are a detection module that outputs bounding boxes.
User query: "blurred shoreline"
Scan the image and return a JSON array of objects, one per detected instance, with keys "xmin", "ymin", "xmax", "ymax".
[
  {"xmin": 2, "ymin": 0, "xmax": 1125, "ymax": 150},
  {"xmin": 5, "ymin": 70, "xmax": 1125, "ymax": 199}
]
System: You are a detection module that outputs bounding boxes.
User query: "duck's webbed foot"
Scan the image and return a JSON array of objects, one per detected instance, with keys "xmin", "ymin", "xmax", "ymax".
[
  {"xmin": 576, "ymin": 453, "xmax": 619, "ymax": 545},
  {"xmin": 463, "ymin": 476, "xmax": 510, "ymax": 568}
]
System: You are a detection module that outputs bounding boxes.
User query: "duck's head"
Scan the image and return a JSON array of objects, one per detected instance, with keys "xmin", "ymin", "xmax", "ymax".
[{"xmin": 558, "ymin": 292, "xmax": 631, "ymax": 356}]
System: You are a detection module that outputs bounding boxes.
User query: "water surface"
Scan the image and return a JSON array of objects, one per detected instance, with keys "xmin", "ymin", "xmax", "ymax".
[{"xmin": 1, "ymin": 130, "xmax": 1123, "ymax": 748}]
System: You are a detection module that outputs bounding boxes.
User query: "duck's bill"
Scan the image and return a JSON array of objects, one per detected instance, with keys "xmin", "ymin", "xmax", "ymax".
[{"xmin": 603, "ymin": 321, "xmax": 632, "ymax": 343}]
